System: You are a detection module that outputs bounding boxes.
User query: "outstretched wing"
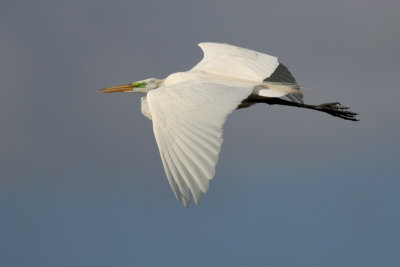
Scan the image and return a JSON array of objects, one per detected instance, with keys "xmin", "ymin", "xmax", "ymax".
[
  {"xmin": 192, "ymin": 42, "xmax": 303, "ymax": 103},
  {"xmin": 147, "ymin": 81, "xmax": 253, "ymax": 207},
  {"xmin": 192, "ymin": 42, "xmax": 279, "ymax": 82}
]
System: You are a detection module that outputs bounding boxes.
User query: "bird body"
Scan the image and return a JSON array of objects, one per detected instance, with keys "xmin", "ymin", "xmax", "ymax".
[{"xmin": 102, "ymin": 42, "xmax": 358, "ymax": 207}]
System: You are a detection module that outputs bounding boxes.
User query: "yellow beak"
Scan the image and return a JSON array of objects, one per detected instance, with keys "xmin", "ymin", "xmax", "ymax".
[{"xmin": 101, "ymin": 84, "xmax": 133, "ymax": 93}]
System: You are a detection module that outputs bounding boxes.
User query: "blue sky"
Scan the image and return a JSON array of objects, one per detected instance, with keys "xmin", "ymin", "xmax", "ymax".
[{"xmin": 1, "ymin": 0, "xmax": 399, "ymax": 266}]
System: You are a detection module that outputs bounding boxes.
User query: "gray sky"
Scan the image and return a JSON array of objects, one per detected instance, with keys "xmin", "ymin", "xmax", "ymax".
[{"xmin": 1, "ymin": 0, "xmax": 400, "ymax": 266}]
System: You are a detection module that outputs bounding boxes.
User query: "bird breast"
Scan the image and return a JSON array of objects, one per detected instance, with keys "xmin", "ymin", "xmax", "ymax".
[{"xmin": 141, "ymin": 97, "xmax": 152, "ymax": 120}]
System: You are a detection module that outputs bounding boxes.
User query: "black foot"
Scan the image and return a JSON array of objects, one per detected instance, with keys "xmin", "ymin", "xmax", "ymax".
[{"xmin": 317, "ymin": 102, "xmax": 359, "ymax": 121}]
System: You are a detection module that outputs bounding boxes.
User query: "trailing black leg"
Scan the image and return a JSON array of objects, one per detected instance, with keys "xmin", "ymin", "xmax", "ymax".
[
  {"xmin": 313, "ymin": 102, "xmax": 359, "ymax": 121},
  {"xmin": 238, "ymin": 95, "xmax": 359, "ymax": 121}
]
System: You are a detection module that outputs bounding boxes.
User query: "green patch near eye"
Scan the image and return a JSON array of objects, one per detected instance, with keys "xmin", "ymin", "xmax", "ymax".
[{"xmin": 131, "ymin": 82, "xmax": 146, "ymax": 88}]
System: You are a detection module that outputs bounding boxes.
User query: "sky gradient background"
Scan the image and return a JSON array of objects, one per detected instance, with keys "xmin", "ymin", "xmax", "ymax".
[{"xmin": 1, "ymin": 0, "xmax": 400, "ymax": 266}]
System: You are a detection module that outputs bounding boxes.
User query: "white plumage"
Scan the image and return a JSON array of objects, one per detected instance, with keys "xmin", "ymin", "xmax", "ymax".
[
  {"xmin": 148, "ymin": 81, "xmax": 253, "ymax": 206},
  {"xmin": 192, "ymin": 42, "xmax": 279, "ymax": 81},
  {"xmin": 102, "ymin": 42, "xmax": 357, "ymax": 207}
]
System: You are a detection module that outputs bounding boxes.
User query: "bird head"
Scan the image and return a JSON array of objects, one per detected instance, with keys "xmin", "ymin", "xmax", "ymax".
[{"xmin": 101, "ymin": 78, "xmax": 162, "ymax": 93}]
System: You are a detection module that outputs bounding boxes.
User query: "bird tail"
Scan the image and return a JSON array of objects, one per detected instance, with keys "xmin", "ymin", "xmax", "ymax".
[{"xmin": 254, "ymin": 82, "xmax": 304, "ymax": 102}]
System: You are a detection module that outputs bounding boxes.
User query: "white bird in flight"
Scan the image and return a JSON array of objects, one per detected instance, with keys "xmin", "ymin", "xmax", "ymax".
[{"xmin": 102, "ymin": 42, "xmax": 358, "ymax": 207}]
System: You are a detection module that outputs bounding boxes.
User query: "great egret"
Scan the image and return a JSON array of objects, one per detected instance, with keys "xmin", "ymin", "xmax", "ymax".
[{"xmin": 102, "ymin": 42, "xmax": 358, "ymax": 207}]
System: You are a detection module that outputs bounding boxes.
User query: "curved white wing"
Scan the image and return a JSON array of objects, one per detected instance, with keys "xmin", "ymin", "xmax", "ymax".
[
  {"xmin": 147, "ymin": 81, "xmax": 253, "ymax": 207},
  {"xmin": 192, "ymin": 42, "xmax": 303, "ymax": 103},
  {"xmin": 192, "ymin": 42, "xmax": 280, "ymax": 82}
]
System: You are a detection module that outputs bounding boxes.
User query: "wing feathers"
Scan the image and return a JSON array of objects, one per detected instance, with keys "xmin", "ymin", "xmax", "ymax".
[
  {"xmin": 142, "ymin": 43, "xmax": 304, "ymax": 207},
  {"xmin": 174, "ymin": 136, "xmax": 211, "ymax": 192},
  {"xmin": 173, "ymin": 143, "xmax": 207, "ymax": 197},
  {"xmin": 192, "ymin": 42, "xmax": 279, "ymax": 82},
  {"xmin": 179, "ymin": 121, "xmax": 220, "ymax": 157},
  {"xmin": 165, "ymin": 149, "xmax": 191, "ymax": 207},
  {"xmin": 147, "ymin": 81, "xmax": 252, "ymax": 206},
  {"xmin": 168, "ymin": 146, "xmax": 201, "ymax": 204},
  {"xmin": 159, "ymin": 153, "xmax": 181, "ymax": 201},
  {"xmin": 175, "ymin": 134, "xmax": 215, "ymax": 181}
]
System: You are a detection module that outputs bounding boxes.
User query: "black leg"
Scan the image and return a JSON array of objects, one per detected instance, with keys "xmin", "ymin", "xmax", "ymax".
[{"xmin": 239, "ymin": 95, "xmax": 359, "ymax": 121}]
